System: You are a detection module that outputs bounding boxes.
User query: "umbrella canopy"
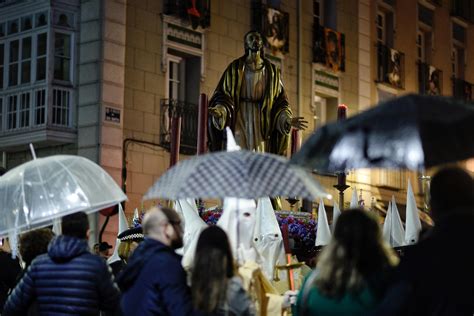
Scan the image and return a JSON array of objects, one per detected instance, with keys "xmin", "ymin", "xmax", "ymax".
[
  {"xmin": 0, "ymin": 155, "xmax": 127, "ymax": 237},
  {"xmin": 291, "ymin": 94, "xmax": 474, "ymax": 172},
  {"xmin": 143, "ymin": 150, "xmax": 330, "ymax": 201}
]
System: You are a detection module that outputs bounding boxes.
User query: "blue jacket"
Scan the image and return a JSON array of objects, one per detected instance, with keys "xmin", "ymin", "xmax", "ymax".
[
  {"xmin": 117, "ymin": 238, "xmax": 198, "ymax": 316},
  {"xmin": 3, "ymin": 235, "xmax": 120, "ymax": 316}
]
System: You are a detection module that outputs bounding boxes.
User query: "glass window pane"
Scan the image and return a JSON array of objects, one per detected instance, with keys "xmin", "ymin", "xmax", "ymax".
[
  {"xmin": 0, "ymin": 66, "xmax": 3, "ymax": 89},
  {"xmin": 35, "ymin": 89, "xmax": 46, "ymax": 125},
  {"xmin": 37, "ymin": 33, "xmax": 47, "ymax": 55},
  {"xmin": 55, "ymin": 33, "xmax": 71, "ymax": 57},
  {"xmin": 9, "ymin": 64, "xmax": 18, "ymax": 86},
  {"xmin": 36, "ymin": 12, "xmax": 48, "ymax": 27},
  {"xmin": 21, "ymin": 16, "xmax": 33, "ymax": 31},
  {"xmin": 54, "ymin": 57, "xmax": 70, "ymax": 81},
  {"xmin": 21, "ymin": 61, "xmax": 30, "ymax": 84},
  {"xmin": 0, "ymin": 43, "xmax": 4, "ymax": 66},
  {"xmin": 10, "ymin": 40, "xmax": 19, "ymax": 62},
  {"xmin": 8, "ymin": 20, "xmax": 18, "ymax": 35},
  {"xmin": 36, "ymin": 57, "xmax": 46, "ymax": 81},
  {"xmin": 0, "ymin": 23, "xmax": 5, "ymax": 38},
  {"xmin": 8, "ymin": 95, "xmax": 17, "ymax": 130},
  {"xmin": 0, "ymin": 98, "xmax": 3, "ymax": 131},
  {"xmin": 22, "ymin": 37, "xmax": 31, "ymax": 59},
  {"xmin": 57, "ymin": 13, "xmax": 71, "ymax": 28}
]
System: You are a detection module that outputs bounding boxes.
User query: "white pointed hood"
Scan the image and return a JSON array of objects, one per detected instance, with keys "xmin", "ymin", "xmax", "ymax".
[
  {"xmin": 253, "ymin": 197, "xmax": 286, "ymax": 280},
  {"xmin": 175, "ymin": 199, "xmax": 208, "ymax": 269},
  {"xmin": 226, "ymin": 127, "xmax": 240, "ymax": 152},
  {"xmin": 315, "ymin": 199, "xmax": 332, "ymax": 246},
  {"xmin": 382, "ymin": 200, "xmax": 392, "ymax": 244},
  {"xmin": 405, "ymin": 181, "xmax": 421, "ymax": 245},
  {"xmin": 217, "ymin": 197, "xmax": 257, "ymax": 262},
  {"xmin": 108, "ymin": 204, "xmax": 129, "ymax": 264},
  {"xmin": 389, "ymin": 196, "xmax": 405, "ymax": 247},
  {"xmin": 331, "ymin": 202, "xmax": 341, "ymax": 232},
  {"xmin": 350, "ymin": 187, "xmax": 358, "ymax": 208}
]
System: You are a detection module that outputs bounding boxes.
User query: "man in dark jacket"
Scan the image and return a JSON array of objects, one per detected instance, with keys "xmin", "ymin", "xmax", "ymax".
[
  {"xmin": 3, "ymin": 212, "xmax": 120, "ymax": 315},
  {"xmin": 117, "ymin": 206, "xmax": 199, "ymax": 316},
  {"xmin": 0, "ymin": 240, "xmax": 21, "ymax": 313},
  {"xmin": 374, "ymin": 167, "xmax": 474, "ymax": 316}
]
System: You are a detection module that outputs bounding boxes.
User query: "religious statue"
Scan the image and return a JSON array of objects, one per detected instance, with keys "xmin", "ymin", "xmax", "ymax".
[{"xmin": 208, "ymin": 31, "xmax": 307, "ymax": 156}]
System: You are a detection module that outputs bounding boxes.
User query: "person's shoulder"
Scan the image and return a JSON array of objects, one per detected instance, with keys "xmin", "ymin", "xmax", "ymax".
[{"xmin": 149, "ymin": 249, "xmax": 182, "ymax": 266}]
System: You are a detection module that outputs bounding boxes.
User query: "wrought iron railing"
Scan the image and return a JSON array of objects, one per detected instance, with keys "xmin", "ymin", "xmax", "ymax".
[
  {"xmin": 376, "ymin": 42, "xmax": 405, "ymax": 89},
  {"xmin": 160, "ymin": 99, "xmax": 198, "ymax": 155},
  {"xmin": 452, "ymin": 77, "xmax": 473, "ymax": 102},
  {"xmin": 418, "ymin": 62, "xmax": 442, "ymax": 96}
]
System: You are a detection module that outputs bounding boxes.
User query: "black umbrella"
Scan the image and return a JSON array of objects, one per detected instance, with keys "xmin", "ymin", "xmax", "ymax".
[{"xmin": 291, "ymin": 94, "xmax": 474, "ymax": 172}]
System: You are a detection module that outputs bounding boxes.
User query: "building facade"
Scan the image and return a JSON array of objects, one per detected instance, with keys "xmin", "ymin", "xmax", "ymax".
[{"xmin": 0, "ymin": 0, "xmax": 472, "ymax": 242}]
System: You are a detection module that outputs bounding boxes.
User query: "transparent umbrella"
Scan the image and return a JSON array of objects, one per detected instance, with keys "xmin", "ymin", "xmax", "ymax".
[{"xmin": 0, "ymin": 155, "xmax": 127, "ymax": 238}]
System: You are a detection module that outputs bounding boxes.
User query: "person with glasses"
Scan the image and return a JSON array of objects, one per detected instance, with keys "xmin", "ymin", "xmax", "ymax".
[{"xmin": 117, "ymin": 206, "xmax": 202, "ymax": 315}]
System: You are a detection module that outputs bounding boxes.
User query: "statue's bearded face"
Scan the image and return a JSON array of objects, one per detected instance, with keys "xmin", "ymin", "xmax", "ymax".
[{"xmin": 245, "ymin": 32, "xmax": 263, "ymax": 53}]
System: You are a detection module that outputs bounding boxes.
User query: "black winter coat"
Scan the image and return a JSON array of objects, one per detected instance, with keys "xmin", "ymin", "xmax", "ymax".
[
  {"xmin": 0, "ymin": 250, "xmax": 21, "ymax": 313},
  {"xmin": 373, "ymin": 211, "xmax": 474, "ymax": 316},
  {"xmin": 3, "ymin": 235, "xmax": 120, "ymax": 316}
]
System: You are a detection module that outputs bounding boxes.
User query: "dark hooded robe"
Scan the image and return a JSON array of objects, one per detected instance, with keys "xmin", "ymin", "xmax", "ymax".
[{"xmin": 208, "ymin": 56, "xmax": 292, "ymax": 156}]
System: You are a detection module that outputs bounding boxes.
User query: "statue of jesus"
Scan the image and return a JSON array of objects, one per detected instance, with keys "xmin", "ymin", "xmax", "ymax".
[{"xmin": 208, "ymin": 31, "xmax": 307, "ymax": 155}]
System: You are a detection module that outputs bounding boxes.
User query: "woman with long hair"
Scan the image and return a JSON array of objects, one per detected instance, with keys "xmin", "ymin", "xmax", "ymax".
[
  {"xmin": 191, "ymin": 226, "xmax": 255, "ymax": 316},
  {"xmin": 296, "ymin": 208, "xmax": 399, "ymax": 316}
]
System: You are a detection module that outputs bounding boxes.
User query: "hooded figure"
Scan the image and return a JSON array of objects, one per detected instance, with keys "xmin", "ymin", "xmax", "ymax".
[
  {"xmin": 217, "ymin": 197, "xmax": 259, "ymax": 265},
  {"xmin": 253, "ymin": 197, "xmax": 286, "ymax": 281},
  {"xmin": 175, "ymin": 199, "xmax": 208, "ymax": 270}
]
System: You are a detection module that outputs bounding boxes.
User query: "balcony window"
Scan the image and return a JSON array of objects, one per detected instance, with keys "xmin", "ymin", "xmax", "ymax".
[
  {"xmin": 19, "ymin": 91, "xmax": 29, "ymax": 128},
  {"xmin": 7, "ymin": 94, "xmax": 17, "ymax": 130},
  {"xmin": 52, "ymin": 88, "xmax": 70, "ymax": 126},
  {"xmin": 0, "ymin": 97, "xmax": 3, "ymax": 130},
  {"xmin": 35, "ymin": 12, "xmax": 48, "ymax": 28},
  {"xmin": 35, "ymin": 88, "xmax": 46, "ymax": 125},
  {"xmin": 54, "ymin": 33, "xmax": 71, "ymax": 82},
  {"xmin": 452, "ymin": 78, "xmax": 472, "ymax": 102},
  {"xmin": 21, "ymin": 37, "xmax": 31, "ymax": 84},
  {"xmin": 160, "ymin": 99, "xmax": 198, "ymax": 155},
  {"xmin": 8, "ymin": 39, "xmax": 19, "ymax": 86},
  {"xmin": 313, "ymin": 25, "xmax": 345, "ymax": 72},
  {"xmin": 376, "ymin": 43, "xmax": 404, "ymax": 89},
  {"xmin": 36, "ymin": 33, "xmax": 47, "ymax": 81},
  {"xmin": 0, "ymin": 43, "xmax": 4, "ymax": 89},
  {"xmin": 0, "ymin": 6, "xmax": 77, "ymax": 148},
  {"xmin": 21, "ymin": 15, "xmax": 32, "ymax": 32},
  {"xmin": 7, "ymin": 19, "xmax": 18, "ymax": 35},
  {"xmin": 418, "ymin": 62, "xmax": 442, "ymax": 96}
]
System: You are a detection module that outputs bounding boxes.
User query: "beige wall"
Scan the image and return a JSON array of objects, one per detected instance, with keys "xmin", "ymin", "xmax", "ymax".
[{"xmin": 120, "ymin": 0, "xmax": 473, "ymax": 217}]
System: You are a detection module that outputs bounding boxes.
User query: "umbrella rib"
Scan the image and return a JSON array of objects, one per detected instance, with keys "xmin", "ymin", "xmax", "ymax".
[
  {"xmin": 20, "ymin": 169, "xmax": 29, "ymax": 227},
  {"xmin": 34, "ymin": 162, "xmax": 54, "ymax": 224},
  {"xmin": 55, "ymin": 159, "xmax": 91, "ymax": 210}
]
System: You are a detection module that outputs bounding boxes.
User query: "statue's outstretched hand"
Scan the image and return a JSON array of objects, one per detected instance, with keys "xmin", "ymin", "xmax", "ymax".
[{"xmin": 291, "ymin": 117, "xmax": 308, "ymax": 130}]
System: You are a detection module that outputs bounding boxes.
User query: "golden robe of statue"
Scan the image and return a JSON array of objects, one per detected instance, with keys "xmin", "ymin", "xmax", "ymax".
[{"xmin": 208, "ymin": 32, "xmax": 293, "ymax": 156}]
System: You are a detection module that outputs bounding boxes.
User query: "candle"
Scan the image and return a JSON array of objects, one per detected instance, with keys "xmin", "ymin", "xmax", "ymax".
[{"xmin": 337, "ymin": 104, "xmax": 348, "ymax": 121}]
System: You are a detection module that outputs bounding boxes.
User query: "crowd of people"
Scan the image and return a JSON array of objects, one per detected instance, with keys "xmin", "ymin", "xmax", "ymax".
[{"xmin": 0, "ymin": 166, "xmax": 473, "ymax": 315}]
